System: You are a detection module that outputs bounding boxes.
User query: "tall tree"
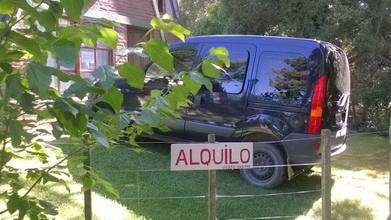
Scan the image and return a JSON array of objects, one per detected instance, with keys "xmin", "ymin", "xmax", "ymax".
[{"xmin": 180, "ymin": 0, "xmax": 391, "ymax": 131}]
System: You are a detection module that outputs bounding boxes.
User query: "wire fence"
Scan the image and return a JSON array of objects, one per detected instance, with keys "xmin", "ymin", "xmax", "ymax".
[{"xmin": 46, "ymin": 129, "xmax": 389, "ymax": 220}]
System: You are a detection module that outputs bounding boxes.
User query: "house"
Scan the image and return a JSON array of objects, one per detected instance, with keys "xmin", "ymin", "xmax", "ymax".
[{"xmin": 50, "ymin": 0, "xmax": 180, "ymax": 92}]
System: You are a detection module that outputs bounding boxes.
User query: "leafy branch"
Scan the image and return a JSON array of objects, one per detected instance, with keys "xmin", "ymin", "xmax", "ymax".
[{"xmin": 0, "ymin": 0, "xmax": 229, "ymax": 218}]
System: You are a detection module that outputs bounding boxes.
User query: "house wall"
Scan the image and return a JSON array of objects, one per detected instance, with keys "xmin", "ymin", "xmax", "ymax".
[
  {"xmin": 85, "ymin": 0, "xmax": 161, "ymax": 66},
  {"xmin": 115, "ymin": 24, "xmax": 129, "ymax": 65},
  {"xmin": 87, "ymin": 0, "xmax": 155, "ymax": 21}
]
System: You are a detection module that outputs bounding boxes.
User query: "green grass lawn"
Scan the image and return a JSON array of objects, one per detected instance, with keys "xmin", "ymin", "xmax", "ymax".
[
  {"xmin": 4, "ymin": 133, "xmax": 387, "ymax": 220},
  {"xmin": 90, "ymin": 143, "xmax": 322, "ymax": 220}
]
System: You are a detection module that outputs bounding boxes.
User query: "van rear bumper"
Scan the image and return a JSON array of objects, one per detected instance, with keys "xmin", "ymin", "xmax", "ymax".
[{"xmin": 281, "ymin": 132, "xmax": 347, "ymax": 165}]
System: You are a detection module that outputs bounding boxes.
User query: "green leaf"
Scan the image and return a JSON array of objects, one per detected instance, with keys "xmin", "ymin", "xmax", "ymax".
[
  {"xmin": 210, "ymin": 47, "xmax": 230, "ymax": 68},
  {"xmin": 117, "ymin": 63, "xmax": 145, "ymax": 89},
  {"xmin": 4, "ymin": 74, "xmax": 24, "ymax": 100},
  {"xmin": 189, "ymin": 71, "xmax": 213, "ymax": 91},
  {"xmin": 150, "ymin": 15, "xmax": 191, "ymax": 41},
  {"xmin": 26, "ymin": 62, "xmax": 52, "ymax": 97},
  {"xmin": 42, "ymin": 172, "xmax": 60, "ymax": 184},
  {"xmin": 82, "ymin": 175, "xmax": 94, "ymax": 191},
  {"xmin": 54, "ymin": 40, "xmax": 80, "ymax": 68},
  {"xmin": 60, "ymin": 0, "xmax": 85, "ymax": 21},
  {"xmin": 98, "ymin": 28, "xmax": 118, "ymax": 49},
  {"xmin": 150, "ymin": 89, "xmax": 161, "ymax": 98},
  {"xmin": 142, "ymin": 39, "xmax": 173, "ymax": 72},
  {"xmin": 54, "ymin": 99, "xmax": 78, "ymax": 117},
  {"xmin": 92, "ymin": 65, "xmax": 116, "ymax": 91},
  {"xmin": 0, "ymin": 151, "xmax": 12, "ymax": 167},
  {"xmin": 0, "ymin": 0, "xmax": 15, "ymax": 14},
  {"xmin": 7, "ymin": 194, "xmax": 28, "ymax": 218},
  {"xmin": 9, "ymin": 120, "xmax": 24, "ymax": 147},
  {"xmin": 87, "ymin": 123, "xmax": 110, "ymax": 148},
  {"xmin": 91, "ymin": 172, "xmax": 119, "ymax": 198},
  {"xmin": 7, "ymin": 194, "xmax": 19, "ymax": 214},
  {"xmin": 50, "ymin": 67, "xmax": 85, "ymax": 84},
  {"xmin": 0, "ymin": 49, "xmax": 25, "ymax": 63},
  {"xmin": 64, "ymin": 83, "xmax": 104, "ymax": 99},
  {"xmin": 63, "ymin": 83, "xmax": 88, "ymax": 99},
  {"xmin": 202, "ymin": 59, "xmax": 221, "ymax": 78},
  {"xmin": 19, "ymin": 92, "xmax": 35, "ymax": 113},
  {"xmin": 140, "ymin": 108, "xmax": 160, "ymax": 127},
  {"xmin": 37, "ymin": 10, "xmax": 57, "ymax": 30},
  {"xmin": 164, "ymin": 85, "xmax": 190, "ymax": 109},
  {"xmin": 182, "ymin": 74, "xmax": 201, "ymax": 95},
  {"xmin": 47, "ymin": 1, "xmax": 63, "ymax": 19},
  {"xmin": 51, "ymin": 122, "xmax": 63, "ymax": 139},
  {"xmin": 114, "ymin": 113, "xmax": 131, "ymax": 129},
  {"xmin": 154, "ymin": 96, "xmax": 170, "ymax": 109},
  {"xmin": 67, "ymin": 156, "xmax": 87, "ymax": 177},
  {"xmin": 102, "ymin": 87, "xmax": 123, "ymax": 112},
  {"xmin": 9, "ymin": 32, "xmax": 46, "ymax": 62},
  {"xmin": 0, "ymin": 63, "xmax": 13, "ymax": 74},
  {"xmin": 38, "ymin": 200, "xmax": 58, "ymax": 216}
]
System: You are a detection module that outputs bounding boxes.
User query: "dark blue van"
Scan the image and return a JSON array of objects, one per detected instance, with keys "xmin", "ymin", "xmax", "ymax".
[{"xmin": 111, "ymin": 35, "xmax": 351, "ymax": 188}]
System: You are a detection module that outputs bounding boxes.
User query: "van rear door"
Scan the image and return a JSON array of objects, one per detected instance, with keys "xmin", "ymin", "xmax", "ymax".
[{"xmin": 324, "ymin": 46, "xmax": 351, "ymax": 155}]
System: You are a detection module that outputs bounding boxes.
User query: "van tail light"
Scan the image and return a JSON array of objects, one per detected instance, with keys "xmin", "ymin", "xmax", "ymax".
[{"xmin": 308, "ymin": 75, "xmax": 327, "ymax": 134}]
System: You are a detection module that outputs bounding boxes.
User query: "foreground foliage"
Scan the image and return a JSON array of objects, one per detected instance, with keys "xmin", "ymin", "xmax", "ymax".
[{"xmin": 0, "ymin": 0, "xmax": 229, "ymax": 218}]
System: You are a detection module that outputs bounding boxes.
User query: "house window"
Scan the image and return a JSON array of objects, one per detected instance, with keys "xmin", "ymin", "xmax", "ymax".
[{"xmin": 79, "ymin": 41, "xmax": 113, "ymax": 79}]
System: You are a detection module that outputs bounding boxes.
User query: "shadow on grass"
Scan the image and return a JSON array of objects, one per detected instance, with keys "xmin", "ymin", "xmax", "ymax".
[
  {"xmin": 309, "ymin": 199, "xmax": 374, "ymax": 220},
  {"xmin": 333, "ymin": 134, "xmax": 389, "ymax": 177}
]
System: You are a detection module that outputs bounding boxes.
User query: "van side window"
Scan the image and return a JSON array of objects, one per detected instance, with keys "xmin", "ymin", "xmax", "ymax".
[
  {"xmin": 212, "ymin": 52, "xmax": 249, "ymax": 94},
  {"xmin": 252, "ymin": 52, "xmax": 310, "ymax": 106},
  {"xmin": 146, "ymin": 49, "xmax": 196, "ymax": 79}
]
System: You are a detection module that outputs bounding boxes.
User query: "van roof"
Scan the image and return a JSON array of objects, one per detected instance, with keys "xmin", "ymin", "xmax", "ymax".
[{"xmin": 171, "ymin": 35, "xmax": 323, "ymax": 47}]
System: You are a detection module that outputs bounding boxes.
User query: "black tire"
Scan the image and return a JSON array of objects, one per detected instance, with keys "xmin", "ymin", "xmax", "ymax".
[{"xmin": 240, "ymin": 144, "xmax": 287, "ymax": 188}]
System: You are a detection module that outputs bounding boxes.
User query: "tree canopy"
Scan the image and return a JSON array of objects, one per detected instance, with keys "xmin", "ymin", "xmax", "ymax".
[{"xmin": 180, "ymin": 0, "xmax": 391, "ymax": 131}]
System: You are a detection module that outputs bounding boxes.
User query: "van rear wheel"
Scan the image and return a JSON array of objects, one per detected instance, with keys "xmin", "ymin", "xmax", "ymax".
[{"xmin": 240, "ymin": 144, "xmax": 286, "ymax": 188}]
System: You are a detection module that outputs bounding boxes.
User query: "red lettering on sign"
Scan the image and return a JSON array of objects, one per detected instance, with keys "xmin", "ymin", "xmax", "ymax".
[
  {"xmin": 229, "ymin": 149, "xmax": 239, "ymax": 164},
  {"xmin": 175, "ymin": 149, "xmax": 188, "ymax": 165},
  {"xmin": 200, "ymin": 149, "xmax": 211, "ymax": 166},
  {"xmin": 240, "ymin": 149, "xmax": 251, "ymax": 163},
  {"xmin": 189, "ymin": 149, "xmax": 200, "ymax": 165},
  {"xmin": 224, "ymin": 145, "xmax": 228, "ymax": 164},
  {"xmin": 212, "ymin": 149, "xmax": 223, "ymax": 164}
]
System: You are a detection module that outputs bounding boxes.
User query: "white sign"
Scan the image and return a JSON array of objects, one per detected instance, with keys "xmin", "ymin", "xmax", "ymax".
[{"xmin": 171, "ymin": 143, "xmax": 253, "ymax": 171}]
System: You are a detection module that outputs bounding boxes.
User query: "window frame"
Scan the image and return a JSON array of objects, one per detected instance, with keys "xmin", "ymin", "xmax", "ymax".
[{"xmin": 79, "ymin": 45, "xmax": 113, "ymax": 75}]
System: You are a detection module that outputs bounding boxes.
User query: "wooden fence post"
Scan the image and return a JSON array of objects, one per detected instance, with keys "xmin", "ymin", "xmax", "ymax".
[
  {"xmin": 208, "ymin": 134, "xmax": 216, "ymax": 220},
  {"xmin": 83, "ymin": 134, "xmax": 92, "ymax": 220},
  {"xmin": 321, "ymin": 129, "xmax": 331, "ymax": 220},
  {"xmin": 388, "ymin": 113, "xmax": 391, "ymax": 220}
]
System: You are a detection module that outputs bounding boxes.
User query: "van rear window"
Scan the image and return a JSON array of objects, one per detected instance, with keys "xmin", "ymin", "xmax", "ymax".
[
  {"xmin": 252, "ymin": 52, "xmax": 313, "ymax": 106},
  {"xmin": 331, "ymin": 50, "xmax": 350, "ymax": 94}
]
